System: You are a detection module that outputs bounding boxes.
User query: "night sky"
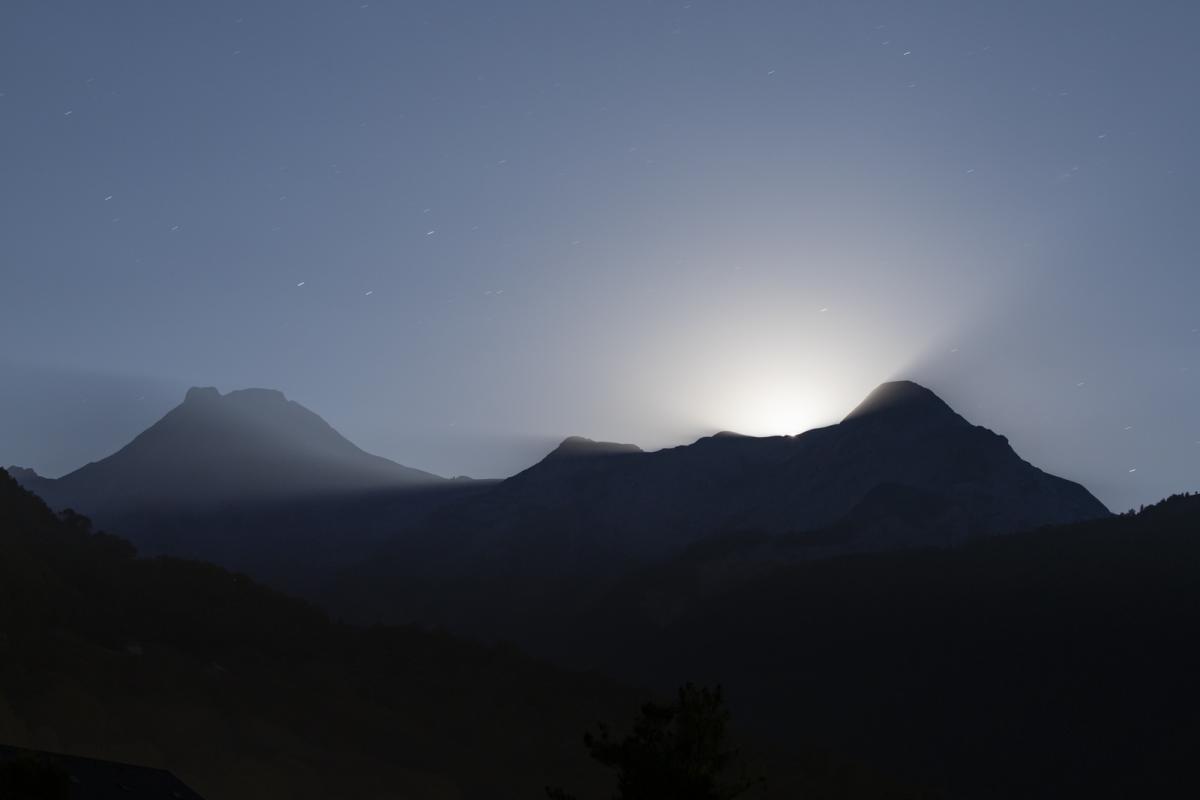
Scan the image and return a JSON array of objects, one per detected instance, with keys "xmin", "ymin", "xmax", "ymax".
[{"xmin": 2, "ymin": 1, "xmax": 1197, "ymax": 512}]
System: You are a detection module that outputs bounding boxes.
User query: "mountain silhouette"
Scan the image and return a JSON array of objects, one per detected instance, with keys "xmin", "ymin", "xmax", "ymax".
[
  {"xmin": 11, "ymin": 386, "xmax": 441, "ymax": 515},
  {"xmin": 543, "ymin": 435, "xmax": 644, "ymax": 461},
  {"xmin": 842, "ymin": 378, "xmax": 964, "ymax": 423},
  {"xmin": 10, "ymin": 380, "xmax": 1110, "ymax": 600},
  {"xmin": 373, "ymin": 380, "xmax": 1109, "ymax": 580}
]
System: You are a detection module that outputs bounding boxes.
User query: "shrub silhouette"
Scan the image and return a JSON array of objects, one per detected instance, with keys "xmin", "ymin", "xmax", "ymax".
[{"xmin": 547, "ymin": 683, "xmax": 762, "ymax": 800}]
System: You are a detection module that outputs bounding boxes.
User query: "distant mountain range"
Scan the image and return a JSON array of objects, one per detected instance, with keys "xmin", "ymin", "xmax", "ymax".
[
  {"xmin": 5, "ymin": 442, "xmax": 1198, "ymax": 797},
  {"xmin": 10, "ymin": 380, "xmax": 1200, "ymax": 798},
  {"xmin": 368, "ymin": 380, "xmax": 1109, "ymax": 578},
  {"xmin": 9, "ymin": 380, "xmax": 1109, "ymax": 587}
]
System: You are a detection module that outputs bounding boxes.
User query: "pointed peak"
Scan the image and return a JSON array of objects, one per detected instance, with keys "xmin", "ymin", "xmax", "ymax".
[
  {"xmin": 546, "ymin": 436, "xmax": 642, "ymax": 461},
  {"xmin": 843, "ymin": 381, "xmax": 963, "ymax": 424}
]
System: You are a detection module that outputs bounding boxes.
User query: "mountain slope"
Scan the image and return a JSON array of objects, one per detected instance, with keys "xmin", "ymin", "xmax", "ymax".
[
  {"xmin": 11, "ymin": 386, "xmax": 441, "ymax": 514},
  {"xmin": 0, "ymin": 469, "xmax": 917, "ymax": 800},
  {"xmin": 0, "ymin": 468, "xmax": 631, "ymax": 799},
  {"xmin": 598, "ymin": 493, "xmax": 1200, "ymax": 799},
  {"xmin": 377, "ymin": 381, "xmax": 1109, "ymax": 579},
  {"xmin": 8, "ymin": 380, "xmax": 1111, "ymax": 631}
]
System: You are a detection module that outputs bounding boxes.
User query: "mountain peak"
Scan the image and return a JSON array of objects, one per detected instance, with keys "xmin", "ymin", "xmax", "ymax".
[
  {"xmin": 184, "ymin": 387, "xmax": 290, "ymax": 407},
  {"xmin": 31, "ymin": 385, "xmax": 442, "ymax": 514},
  {"xmin": 4, "ymin": 465, "xmax": 43, "ymax": 483},
  {"xmin": 843, "ymin": 380, "xmax": 964, "ymax": 425},
  {"xmin": 546, "ymin": 436, "xmax": 643, "ymax": 461}
]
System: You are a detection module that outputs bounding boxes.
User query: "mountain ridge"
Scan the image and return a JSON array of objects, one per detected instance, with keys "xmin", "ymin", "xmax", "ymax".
[
  {"xmin": 9, "ymin": 386, "xmax": 442, "ymax": 515},
  {"xmin": 9, "ymin": 380, "xmax": 1111, "ymax": 593},
  {"xmin": 363, "ymin": 380, "xmax": 1109, "ymax": 583}
]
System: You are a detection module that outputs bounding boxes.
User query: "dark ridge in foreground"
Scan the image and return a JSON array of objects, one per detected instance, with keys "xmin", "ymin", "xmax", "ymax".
[
  {"xmin": 0, "ymin": 745, "xmax": 205, "ymax": 799},
  {"xmin": 0, "ymin": 468, "xmax": 626, "ymax": 800},
  {"xmin": 573, "ymin": 492, "xmax": 1200, "ymax": 799},
  {"xmin": 0, "ymin": 469, "xmax": 912, "ymax": 799}
]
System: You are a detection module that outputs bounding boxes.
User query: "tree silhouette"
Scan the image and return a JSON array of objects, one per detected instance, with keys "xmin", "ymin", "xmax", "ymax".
[{"xmin": 547, "ymin": 683, "xmax": 763, "ymax": 800}]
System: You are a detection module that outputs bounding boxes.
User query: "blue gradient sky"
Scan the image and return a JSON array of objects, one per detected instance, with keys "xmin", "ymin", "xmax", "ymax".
[{"xmin": 2, "ymin": 1, "xmax": 1197, "ymax": 512}]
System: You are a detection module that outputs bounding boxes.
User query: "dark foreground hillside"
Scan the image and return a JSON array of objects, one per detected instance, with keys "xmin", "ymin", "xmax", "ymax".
[
  {"xmin": 574, "ymin": 493, "xmax": 1200, "ymax": 799},
  {"xmin": 0, "ymin": 468, "xmax": 634, "ymax": 799},
  {"xmin": 0, "ymin": 469, "xmax": 916, "ymax": 799}
]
